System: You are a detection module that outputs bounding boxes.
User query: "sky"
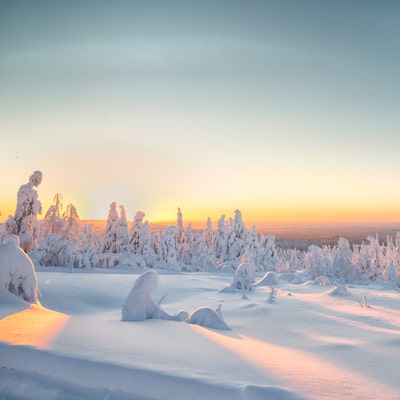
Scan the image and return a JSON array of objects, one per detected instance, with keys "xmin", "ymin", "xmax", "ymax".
[{"xmin": 1, "ymin": 0, "xmax": 400, "ymax": 225}]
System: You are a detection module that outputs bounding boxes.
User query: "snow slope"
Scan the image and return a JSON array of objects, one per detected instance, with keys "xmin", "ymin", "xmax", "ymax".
[{"xmin": 1, "ymin": 269, "xmax": 400, "ymax": 399}]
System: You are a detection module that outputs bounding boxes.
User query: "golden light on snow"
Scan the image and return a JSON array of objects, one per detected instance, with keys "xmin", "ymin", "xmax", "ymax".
[
  {"xmin": 0, "ymin": 304, "xmax": 69, "ymax": 349},
  {"xmin": 191, "ymin": 326, "xmax": 400, "ymax": 399}
]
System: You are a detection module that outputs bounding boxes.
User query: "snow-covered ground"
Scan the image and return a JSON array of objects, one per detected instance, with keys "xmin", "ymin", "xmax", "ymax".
[{"xmin": 1, "ymin": 268, "xmax": 400, "ymax": 400}]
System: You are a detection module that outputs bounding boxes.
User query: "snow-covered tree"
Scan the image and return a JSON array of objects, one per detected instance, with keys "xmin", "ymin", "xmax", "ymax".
[
  {"xmin": 204, "ymin": 217, "xmax": 214, "ymax": 248},
  {"xmin": 158, "ymin": 226, "xmax": 179, "ymax": 266},
  {"xmin": 129, "ymin": 211, "xmax": 146, "ymax": 253},
  {"xmin": 305, "ymin": 245, "xmax": 330, "ymax": 279},
  {"xmin": 102, "ymin": 202, "xmax": 119, "ymax": 253},
  {"xmin": 215, "ymin": 215, "xmax": 228, "ymax": 260},
  {"xmin": 331, "ymin": 237, "xmax": 360, "ymax": 282},
  {"xmin": 62, "ymin": 203, "xmax": 80, "ymax": 243},
  {"xmin": 227, "ymin": 210, "xmax": 248, "ymax": 261},
  {"xmin": 176, "ymin": 207, "xmax": 186, "ymax": 258},
  {"xmin": 116, "ymin": 205, "xmax": 129, "ymax": 252},
  {"xmin": 43, "ymin": 193, "xmax": 64, "ymax": 237},
  {"xmin": 6, "ymin": 171, "xmax": 43, "ymax": 252}
]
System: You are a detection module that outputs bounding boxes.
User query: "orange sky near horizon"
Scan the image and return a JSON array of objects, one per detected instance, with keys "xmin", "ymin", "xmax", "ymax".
[{"xmin": 1, "ymin": 2, "xmax": 400, "ymax": 227}]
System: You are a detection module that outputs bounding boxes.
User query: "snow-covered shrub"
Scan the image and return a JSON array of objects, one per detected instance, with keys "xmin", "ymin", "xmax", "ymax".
[
  {"xmin": 185, "ymin": 306, "xmax": 231, "ymax": 330},
  {"xmin": 121, "ymin": 270, "xmax": 183, "ymax": 321},
  {"xmin": 5, "ymin": 171, "xmax": 43, "ymax": 252},
  {"xmin": 267, "ymin": 287, "xmax": 277, "ymax": 303},
  {"xmin": 382, "ymin": 263, "xmax": 400, "ymax": 286},
  {"xmin": 253, "ymin": 271, "xmax": 279, "ymax": 286},
  {"xmin": 31, "ymin": 234, "xmax": 98, "ymax": 268},
  {"xmin": 98, "ymin": 252, "xmax": 146, "ymax": 270},
  {"xmin": 0, "ymin": 235, "xmax": 38, "ymax": 302}
]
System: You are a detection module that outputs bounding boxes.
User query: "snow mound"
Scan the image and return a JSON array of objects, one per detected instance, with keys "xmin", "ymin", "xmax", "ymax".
[
  {"xmin": 186, "ymin": 306, "xmax": 231, "ymax": 330},
  {"xmin": 0, "ymin": 235, "xmax": 38, "ymax": 302},
  {"xmin": 121, "ymin": 270, "xmax": 183, "ymax": 321},
  {"xmin": 253, "ymin": 271, "xmax": 279, "ymax": 286}
]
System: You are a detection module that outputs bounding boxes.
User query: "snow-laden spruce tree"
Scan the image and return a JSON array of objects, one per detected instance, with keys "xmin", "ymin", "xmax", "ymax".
[
  {"xmin": 5, "ymin": 171, "xmax": 43, "ymax": 252},
  {"xmin": 116, "ymin": 205, "xmax": 129, "ymax": 252},
  {"xmin": 102, "ymin": 202, "xmax": 119, "ymax": 253},
  {"xmin": 176, "ymin": 207, "xmax": 186, "ymax": 259},
  {"xmin": 214, "ymin": 215, "xmax": 228, "ymax": 260},
  {"xmin": 158, "ymin": 226, "xmax": 179, "ymax": 266},
  {"xmin": 129, "ymin": 210, "xmax": 146, "ymax": 253},
  {"xmin": 305, "ymin": 245, "xmax": 330, "ymax": 279},
  {"xmin": 61, "ymin": 203, "xmax": 80, "ymax": 243},
  {"xmin": 227, "ymin": 210, "xmax": 248, "ymax": 261},
  {"xmin": 43, "ymin": 193, "xmax": 64, "ymax": 238},
  {"xmin": 0, "ymin": 235, "xmax": 38, "ymax": 302},
  {"xmin": 180, "ymin": 223, "xmax": 194, "ymax": 266},
  {"xmin": 204, "ymin": 217, "xmax": 214, "ymax": 248},
  {"xmin": 331, "ymin": 237, "xmax": 360, "ymax": 282}
]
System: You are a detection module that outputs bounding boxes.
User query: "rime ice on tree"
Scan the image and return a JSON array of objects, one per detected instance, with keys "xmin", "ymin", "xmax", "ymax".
[{"xmin": 6, "ymin": 171, "xmax": 43, "ymax": 253}]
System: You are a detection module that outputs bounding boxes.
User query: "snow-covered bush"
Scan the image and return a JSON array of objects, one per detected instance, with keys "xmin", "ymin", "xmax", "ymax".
[
  {"xmin": 253, "ymin": 271, "xmax": 280, "ymax": 286},
  {"xmin": 0, "ymin": 235, "xmax": 38, "ymax": 302},
  {"xmin": 31, "ymin": 234, "xmax": 98, "ymax": 268},
  {"xmin": 185, "ymin": 306, "xmax": 231, "ymax": 330},
  {"xmin": 97, "ymin": 252, "xmax": 146, "ymax": 270},
  {"xmin": 121, "ymin": 270, "xmax": 184, "ymax": 321},
  {"xmin": 382, "ymin": 263, "xmax": 400, "ymax": 286},
  {"xmin": 231, "ymin": 262, "xmax": 254, "ymax": 290}
]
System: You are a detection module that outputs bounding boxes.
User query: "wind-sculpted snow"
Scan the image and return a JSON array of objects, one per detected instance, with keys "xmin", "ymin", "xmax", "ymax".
[
  {"xmin": 2, "ymin": 271, "xmax": 400, "ymax": 400},
  {"xmin": 0, "ymin": 343, "xmax": 301, "ymax": 400},
  {"xmin": 0, "ymin": 235, "xmax": 38, "ymax": 302}
]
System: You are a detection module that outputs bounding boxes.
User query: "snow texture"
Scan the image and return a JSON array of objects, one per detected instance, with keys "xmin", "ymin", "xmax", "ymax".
[{"xmin": 2, "ymin": 271, "xmax": 400, "ymax": 400}]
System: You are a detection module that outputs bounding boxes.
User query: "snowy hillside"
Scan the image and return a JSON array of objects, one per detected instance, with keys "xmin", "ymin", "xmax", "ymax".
[{"xmin": 1, "ymin": 269, "xmax": 399, "ymax": 400}]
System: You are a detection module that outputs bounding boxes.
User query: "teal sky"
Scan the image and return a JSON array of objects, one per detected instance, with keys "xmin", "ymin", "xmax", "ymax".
[{"xmin": 1, "ymin": 1, "xmax": 400, "ymax": 223}]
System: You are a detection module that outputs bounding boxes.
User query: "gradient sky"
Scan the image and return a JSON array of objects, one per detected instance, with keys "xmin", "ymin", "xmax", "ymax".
[{"xmin": 1, "ymin": 0, "xmax": 400, "ymax": 224}]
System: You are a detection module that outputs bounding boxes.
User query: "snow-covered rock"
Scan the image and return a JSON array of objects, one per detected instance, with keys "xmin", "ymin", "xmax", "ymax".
[{"xmin": 0, "ymin": 235, "xmax": 38, "ymax": 302}]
